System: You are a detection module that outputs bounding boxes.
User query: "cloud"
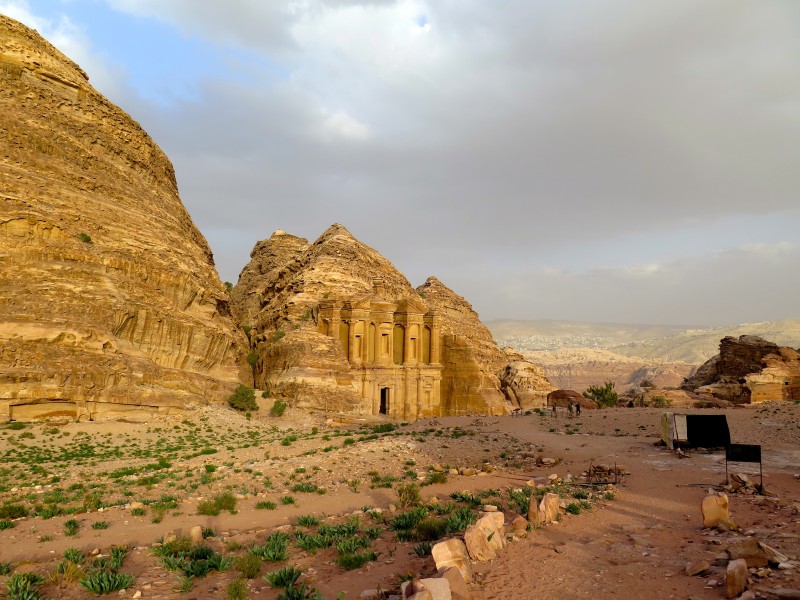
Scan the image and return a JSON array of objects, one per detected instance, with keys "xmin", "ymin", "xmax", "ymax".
[{"xmin": 5, "ymin": 0, "xmax": 800, "ymax": 325}]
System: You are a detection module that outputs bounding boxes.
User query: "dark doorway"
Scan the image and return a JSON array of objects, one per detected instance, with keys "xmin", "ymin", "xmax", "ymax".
[{"xmin": 379, "ymin": 388, "xmax": 389, "ymax": 415}]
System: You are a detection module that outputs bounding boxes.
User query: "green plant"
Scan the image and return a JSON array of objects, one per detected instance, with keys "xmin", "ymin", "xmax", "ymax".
[
  {"xmin": 228, "ymin": 385, "xmax": 258, "ymax": 412},
  {"xmin": 175, "ymin": 575, "xmax": 194, "ymax": 592},
  {"xmin": 0, "ymin": 519, "xmax": 13, "ymax": 530},
  {"xmin": 649, "ymin": 395, "xmax": 672, "ymax": 408},
  {"xmin": 92, "ymin": 521, "xmax": 109, "ymax": 530},
  {"xmin": 269, "ymin": 330, "xmax": 286, "ymax": 343},
  {"xmin": 336, "ymin": 549, "xmax": 378, "ymax": 570},
  {"xmin": 425, "ymin": 472, "xmax": 448, "ymax": 485},
  {"xmin": 256, "ymin": 501, "xmax": 277, "ymax": 510},
  {"xmin": 296, "ymin": 515, "xmax": 320, "ymax": 527},
  {"xmin": 565, "ymin": 502, "xmax": 582, "ymax": 515},
  {"xmin": 78, "ymin": 232, "xmax": 93, "ymax": 244},
  {"xmin": 396, "ymin": 483, "xmax": 421, "ymax": 508},
  {"xmin": 6, "ymin": 572, "xmax": 44, "ymax": 600},
  {"xmin": 0, "ymin": 504, "xmax": 28, "ymax": 519},
  {"xmin": 415, "ymin": 517, "xmax": 448, "ymax": 541},
  {"xmin": 250, "ymin": 532, "xmax": 290, "ymax": 562},
  {"xmin": 80, "ymin": 571, "xmax": 134, "ymax": 594},
  {"xmin": 234, "ymin": 554, "xmax": 262, "ymax": 579},
  {"xmin": 270, "ymin": 399, "xmax": 288, "ymax": 417},
  {"xmin": 281, "ymin": 496, "xmax": 295, "ymax": 505},
  {"xmin": 264, "ymin": 565, "xmax": 303, "ymax": 588},
  {"xmin": 0, "ymin": 563, "xmax": 13, "ymax": 575},
  {"xmin": 198, "ymin": 492, "xmax": 238, "ymax": 516},
  {"xmin": 277, "ymin": 582, "xmax": 324, "ymax": 600},
  {"xmin": 413, "ymin": 541, "xmax": 433, "ymax": 557},
  {"xmin": 64, "ymin": 518, "xmax": 80, "ymax": 537},
  {"xmin": 131, "ymin": 507, "xmax": 146, "ymax": 516},
  {"xmin": 227, "ymin": 578, "xmax": 249, "ymax": 600},
  {"xmin": 63, "ymin": 547, "xmax": 85, "ymax": 564},
  {"xmin": 583, "ymin": 381, "xmax": 619, "ymax": 408}
]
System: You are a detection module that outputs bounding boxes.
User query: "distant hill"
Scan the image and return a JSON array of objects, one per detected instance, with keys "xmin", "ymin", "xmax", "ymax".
[{"xmin": 489, "ymin": 318, "xmax": 800, "ymax": 365}]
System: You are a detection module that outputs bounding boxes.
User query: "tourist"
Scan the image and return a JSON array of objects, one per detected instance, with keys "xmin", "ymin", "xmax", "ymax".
[
  {"xmin": 568, "ymin": 402, "xmax": 574, "ymax": 417},
  {"xmin": 552, "ymin": 404, "xmax": 557, "ymax": 417},
  {"xmin": 576, "ymin": 402, "xmax": 581, "ymax": 417}
]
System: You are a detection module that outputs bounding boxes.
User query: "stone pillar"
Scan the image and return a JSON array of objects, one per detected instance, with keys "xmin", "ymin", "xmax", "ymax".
[
  {"xmin": 404, "ymin": 326, "xmax": 413, "ymax": 365},
  {"xmin": 360, "ymin": 321, "xmax": 369, "ymax": 363},
  {"xmin": 347, "ymin": 320, "xmax": 356, "ymax": 364}
]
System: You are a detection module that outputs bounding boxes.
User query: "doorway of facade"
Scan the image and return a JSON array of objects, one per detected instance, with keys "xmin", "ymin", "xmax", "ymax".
[{"xmin": 379, "ymin": 387, "xmax": 390, "ymax": 415}]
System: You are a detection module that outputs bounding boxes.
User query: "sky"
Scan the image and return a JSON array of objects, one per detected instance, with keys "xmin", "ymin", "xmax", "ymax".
[{"xmin": 3, "ymin": 0, "xmax": 799, "ymax": 327}]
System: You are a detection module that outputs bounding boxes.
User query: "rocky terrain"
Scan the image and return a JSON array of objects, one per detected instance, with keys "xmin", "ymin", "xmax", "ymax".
[
  {"xmin": 0, "ymin": 402, "xmax": 797, "ymax": 599},
  {"xmin": 524, "ymin": 347, "xmax": 695, "ymax": 393},
  {"xmin": 0, "ymin": 16, "xmax": 246, "ymax": 421},
  {"xmin": 491, "ymin": 318, "xmax": 800, "ymax": 364}
]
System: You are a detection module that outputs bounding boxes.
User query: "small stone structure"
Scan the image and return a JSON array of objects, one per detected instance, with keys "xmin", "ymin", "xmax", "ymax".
[{"xmin": 317, "ymin": 279, "xmax": 444, "ymax": 419}]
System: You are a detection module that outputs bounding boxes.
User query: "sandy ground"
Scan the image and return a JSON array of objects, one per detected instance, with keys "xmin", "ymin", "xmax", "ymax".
[{"xmin": 0, "ymin": 402, "xmax": 798, "ymax": 599}]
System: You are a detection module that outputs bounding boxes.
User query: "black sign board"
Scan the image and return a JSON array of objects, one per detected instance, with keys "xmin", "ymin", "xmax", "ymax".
[
  {"xmin": 726, "ymin": 444, "xmax": 761, "ymax": 463},
  {"xmin": 725, "ymin": 443, "xmax": 763, "ymax": 491}
]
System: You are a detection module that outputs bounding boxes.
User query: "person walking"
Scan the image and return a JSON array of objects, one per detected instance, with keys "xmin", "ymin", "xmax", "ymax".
[{"xmin": 575, "ymin": 402, "xmax": 581, "ymax": 417}]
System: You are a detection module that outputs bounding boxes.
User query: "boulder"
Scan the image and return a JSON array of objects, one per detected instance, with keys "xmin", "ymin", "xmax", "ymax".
[
  {"xmin": 475, "ymin": 512, "xmax": 505, "ymax": 551},
  {"xmin": 702, "ymin": 492, "xmax": 735, "ymax": 530},
  {"xmin": 464, "ymin": 524, "xmax": 496, "ymax": 562},
  {"xmin": 431, "ymin": 539, "xmax": 472, "ymax": 583},
  {"xmin": 726, "ymin": 538, "xmax": 768, "ymax": 568},
  {"xmin": 436, "ymin": 567, "xmax": 470, "ymax": 600},
  {"xmin": 189, "ymin": 525, "xmax": 204, "ymax": 544},
  {"xmin": 726, "ymin": 558, "xmax": 748, "ymax": 599},
  {"xmin": 538, "ymin": 493, "xmax": 560, "ymax": 525}
]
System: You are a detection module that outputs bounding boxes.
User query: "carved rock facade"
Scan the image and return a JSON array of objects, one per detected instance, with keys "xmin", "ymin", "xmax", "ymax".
[
  {"xmin": 0, "ymin": 16, "xmax": 246, "ymax": 421},
  {"xmin": 235, "ymin": 225, "xmax": 538, "ymax": 418}
]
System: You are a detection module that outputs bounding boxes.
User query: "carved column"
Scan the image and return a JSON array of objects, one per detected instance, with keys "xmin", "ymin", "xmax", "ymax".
[{"xmin": 347, "ymin": 320, "xmax": 356, "ymax": 364}]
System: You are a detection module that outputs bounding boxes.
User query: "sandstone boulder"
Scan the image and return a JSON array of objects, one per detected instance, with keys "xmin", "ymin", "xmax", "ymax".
[
  {"xmin": 498, "ymin": 352, "xmax": 553, "ymax": 409},
  {"xmin": 437, "ymin": 567, "xmax": 470, "ymax": 600},
  {"xmin": 432, "ymin": 539, "xmax": 472, "ymax": 583},
  {"xmin": 726, "ymin": 558, "xmax": 749, "ymax": 599},
  {"xmin": 702, "ymin": 492, "xmax": 735, "ymax": 530},
  {"xmin": 538, "ymin": 493, "xmax": 560, "ymax": 525},
  {"xmin": 463, "ymin": 524, "xmax": 496, "ymax": 562},
  {"xmin": 0, "ymin": 15, "xmax": 246, "ymax": 422}
]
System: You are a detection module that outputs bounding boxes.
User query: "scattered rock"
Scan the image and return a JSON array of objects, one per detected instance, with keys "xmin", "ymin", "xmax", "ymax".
[
  {"xmin": 189, "ymin": 525, "xmax": 204, "ymax": 544},
  {"xmin": 432, "ymin": 539, "xmax": 472, "ymax": 583},
  {"xmin": 686, "ymin": 560, "xmax": 711, "ymax": 576},
  {"xmin": 538, "ymin": 492, "xmax": 560, "ymax": 525},
  {"xmin": 703, "ymin": 492, "xmax": 736, "ymax": 530},
  {"xmin": 726, "ymin": 559, "xmax": 748, "ymax": 599}
]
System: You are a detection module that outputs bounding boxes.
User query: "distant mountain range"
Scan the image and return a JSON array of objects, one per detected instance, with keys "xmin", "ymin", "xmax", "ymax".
[{"xmin": 489, "ymin": 318, "xmax": 800, "ymax": 365}]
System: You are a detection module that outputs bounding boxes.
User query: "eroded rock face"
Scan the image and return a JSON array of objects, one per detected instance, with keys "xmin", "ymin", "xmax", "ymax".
[
  {"xmin": 416, "ymin": 276, "xmax": 511, "ymax": 416},
  {"xmin": 233, "ymin": 225, "xmax": 519, "ymax": 418},
  {"xmin": 683, "ymin": 336, "xmax": 800, "ymax": 403},
  {"xmin": 0, "ymin": 16, "xmax": 246, "ymax": 420},
  {"xmin": 499, "ymin": 349, "xmax": 553, "ymax": 409}
]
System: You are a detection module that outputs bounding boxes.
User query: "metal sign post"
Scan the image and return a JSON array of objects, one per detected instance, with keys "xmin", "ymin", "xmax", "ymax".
[{"xmin": 725, "ymin": 443, "xmax": 763, "ymax": 492}]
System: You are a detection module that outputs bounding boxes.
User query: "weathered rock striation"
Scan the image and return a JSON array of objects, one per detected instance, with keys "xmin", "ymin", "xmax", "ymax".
[
  {"xmin": 233, "ymin": 225, "xmax": 542, "ymax": 418},
  {"xmin": 0, "ymin": 16, "xmax": 246, "ymax": 421},
  {"xmin": 682, "ymin": 335, "xmax": 800, "ymax": 403},
  {"xmin": 498, "ymin": 350, "xmax": 553, "ymax": 409}
]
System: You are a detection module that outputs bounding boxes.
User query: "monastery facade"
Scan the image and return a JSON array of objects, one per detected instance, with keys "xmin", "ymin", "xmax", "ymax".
[{"xmin": 317, "ymin": 280, "xmax": 443, "ymax": 419}]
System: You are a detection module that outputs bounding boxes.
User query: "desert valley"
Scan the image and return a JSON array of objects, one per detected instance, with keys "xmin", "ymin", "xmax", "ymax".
[{"xmin": 1, "ymin": 11, "xmax": 799, "ymax": 600}]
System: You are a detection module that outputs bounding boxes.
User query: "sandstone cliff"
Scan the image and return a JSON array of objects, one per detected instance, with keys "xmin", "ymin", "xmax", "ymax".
[
  {"xmin": 682, "ymin": 336, "xmax": 800, "ymax": 403},
  {"xmin": 498, "ymin": 349, "xmax": 553, "ymax": 409},
  {"xmin": 233, "ymin": 225, "xmax": 529, "ymax": 417},
  {"xmin": 0, "ymin": 16, "xmax": 246, "ymax": 421}
]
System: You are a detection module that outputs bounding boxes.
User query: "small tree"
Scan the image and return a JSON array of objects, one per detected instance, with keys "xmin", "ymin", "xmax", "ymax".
[
  {"xmin": 228, "ymin": 385, "xmax": 258, "ymax": 412},
  {"xmin": 583, "ymin": 380, "xmax": 619, "ymax": 408}
]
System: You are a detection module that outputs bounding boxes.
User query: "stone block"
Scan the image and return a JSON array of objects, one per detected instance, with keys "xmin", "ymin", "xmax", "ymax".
[
  {"xmin": 726, "ymin": 538, "xmax": 768, "ymax": 568},
  {"xmin": 432, "ymin": 539, "xmax": 472, "ymax": 583},
  {"xmin": 464, "ymin": 523, "xmax": 496, "ymax": 562},
  {"xmin": 437, "ymin": 567, "xmax": 471, "ymax": 600},
  {"xmin": 539, "ymin": 492, "xmax": 560, "ymax": 524},
  {"xmin": 702, "ymin": 492, "xmax": 735, "ymax": 529},
  {"xmin": 726, "ymin": 558, "xmax": 748, "ymax": 599}
]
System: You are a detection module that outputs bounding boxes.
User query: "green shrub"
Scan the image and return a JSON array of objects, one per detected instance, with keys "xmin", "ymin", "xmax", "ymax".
[
  {"xmin": 649, "ymin": 395, "xmax": 672, "ymax": 408},
  {"xmin": 335, "ymin": 549, "xmax": 377, "ymax": 570},
  {"xmin": 0, "ymin": 563, "xmax": 13, "ymax": 575},
  {"xmin": 63, "ymin": 547, "xmax": 85, "ymax": 564},
  {"xmin": 415, "ymin": 517, "xmax": 448, "ymax": 541},
  {"xmin": 396, "ymin": 483, "xmax": 421, "ymax": 508},
  {"xmin": 64, "ymin": 518, "xmax": 80, "ymax": 537},
  {"xmin": 264, "ymin": 565, "xmax": 303, "ymax": 588},
  {"xmin": 6, "ymin": 573, "xmax": 44, "ymax": 600},
  {"xmin": 583, "ymin": 381, "xmax": 619, "ymax": 408},
  {"xmin": 413, "ymin": 541, "xmax": 433, "ymax": 557},
  {"xmin": 77, "ymin": 232, "xmax": 93, "ymax": 244},
  {"xmin": 0, "ymin": 504, "xmax": 28, "ymax": 519},
  {"xmin": 80, "ymin": 571, "xmax": 133, "ymax": 594},
  {"xmin": 0, "ymin": 520, "xmax": 13, "ymax": 530},
  {"xmin": 250, "ymin": 533, "xmax": 290, "ymax": 562},
  {"xmin": 227, "ymin": 578, "xmax": 248, "ymax": 600},
  {"xmin": 565, "ymin": 502, "xmax": 581, "ymax": 515},
  {"xmin": 256, "ymin": 501, "xmax": 277, "ymax": 510},
  {"xmin": 198, "ymin": 492, "xmax": 237, "ymax": 516},
  {"xmin": 296, "ymin": 515, "xmax": 320, "ymax": 527},
  {"xmin": 270, "ymin": 399, "xmax": 288, "ymax": 417},
  {"xmin": 228, "ymin": 385, "xmax": 258, "ymax": 412},
  {"xmin": 234, "ymin": 553, "xmax": 262, "ymax": 579}
]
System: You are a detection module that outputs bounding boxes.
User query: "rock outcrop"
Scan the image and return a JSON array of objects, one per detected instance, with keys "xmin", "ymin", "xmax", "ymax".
[
  {"xmin": 233, "ymin": 225, "xmax": 530, "ymax": 418},
  {"xmin": 683, "ymin": 336, "xmax": 800, "ymax": 403},
  {"xmin": 498, "ymin": 349, "xmax": 553, "ymax": 409},
  {"xmin": 0, "ymin": 16, "xmax": 246, "ymax": 421}
]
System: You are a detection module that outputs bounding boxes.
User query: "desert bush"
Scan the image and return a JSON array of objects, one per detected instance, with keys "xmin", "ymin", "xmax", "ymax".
[
  {"xmin": 583, "ymin": 380, "xmax": 619, "ymax": 408},
  {"xmin": 227, "ymin": 578, "xmax": 248, "ymax": 600},
  {"xmin": 270, "ymin": 399, "xmax": 288, "ymax": 417},
  {"xmin": 234, "ymin": 554, "xmax": 262, "ymax": 579},
  {"xmin": 649, "ymin": 395, "xmax": 672, "ymax": 408},
  {"xmin": 80, "ymin": 571, "xmax": 134, "ymax": 595},
  {"xmin": 228, "ymin": 385, "xmax": 258, "ymax": 412},
  {"xmin": 396, "ymin": 483, "xmax": 421, "ymax": 508},
  {"xmin": 77, "ymin": 232, "xmax": 93, "ymax": 244},
  {"xmin": 250, "ymin": 533, "xmax": 290, "ymax": 562},
  {"xmin": 198, "ymin": 492, "xmax": 237, "ymax": 516},
  {"xmin": 64, "ymin": 518, "xmax": 80, "ymax": 537},
  {"xmin": 0, "ymin": 504, "xmax": 28, "ymax": 519}
]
